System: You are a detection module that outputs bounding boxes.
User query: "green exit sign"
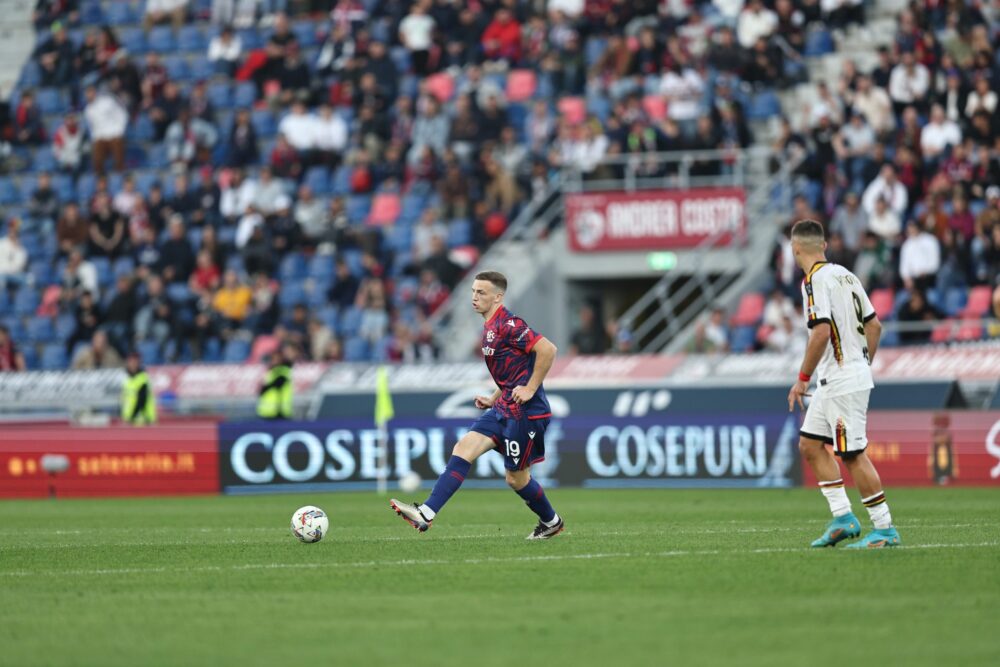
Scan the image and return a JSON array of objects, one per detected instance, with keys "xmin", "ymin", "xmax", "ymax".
[{"xmin": 647, "ymin": 252, "xmax": 677, "ymax": 271}]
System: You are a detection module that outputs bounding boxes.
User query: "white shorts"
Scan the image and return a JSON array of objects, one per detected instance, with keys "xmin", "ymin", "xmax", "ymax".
[{"xmin": 800, "ymin": 389, "xmax": 871, "ymax": 457}]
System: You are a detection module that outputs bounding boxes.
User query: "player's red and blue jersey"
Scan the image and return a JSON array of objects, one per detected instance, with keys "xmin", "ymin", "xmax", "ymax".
[{"xmin": 481, "ymin": 306, "xmax": 551, "ymax": 420}]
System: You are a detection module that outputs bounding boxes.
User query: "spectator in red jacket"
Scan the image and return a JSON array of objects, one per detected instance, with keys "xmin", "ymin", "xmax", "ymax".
[
  {"xmin": 0, "ymin": 324, "xmax": 26, "ymax": 371},
  {"xmin": 481, "ymin": 8, "xmax": 522, "ymax": 65}
]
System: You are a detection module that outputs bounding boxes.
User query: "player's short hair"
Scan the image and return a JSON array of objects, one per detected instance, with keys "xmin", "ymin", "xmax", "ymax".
[
  {"xmin": 790, "ymin": 219, "xmax": 826, "ymax": 245},
  {"xmin": 474, "ymin": 271, "xmax": 507, "ymax": 293}
]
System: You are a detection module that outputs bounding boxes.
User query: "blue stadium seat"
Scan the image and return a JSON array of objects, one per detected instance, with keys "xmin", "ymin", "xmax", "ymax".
[
  {"xmin": 0, "ymin": 290, "xmax": 9, "ymax": 316},
  {"xmin": 189, "ymin": 57, "xmax": 215, "ymax": 82},
  {"xmin": 40, "ymin": 344, "xmax": 67, "ymax": 370},
  {"xmin": 279, "ymin": 253, "xmax": 308, "ymax": 281},
  {"xmin": 222, "ymin": 339, "xmax": 250, "ymax": 362},
  {"xmin": 339, "ymin": 306, "xmax": 362, "ymax": 336},
  {"xmin": 167, "ymin": 283, "xmax": 193, "ymax": 303},
  {"xmin": 944, "ymin": 287, "xmax": 968, "ymax": 316},
  {"xmin": 54, "ymin": 314, "xmax": 75, "ymax": 340},
  {"xmin": 345, "ymin": 195, "xmax": 372, "ymax": 222},
  {"xmin": 104, "ymin": 2, "xmax": 137, "ymax": 25},
  {"xmin": 80, "ymin": 1, "xmax": 103, "ymax": 24},
  {"xmin": 19, "ymin": 61, "xmax": 41, "ymax": 88},
  {"xmin": 31, "ymin": 147, "xmax": 57, "ymax": 173},
  {"xmin": 137, "ymin": 340, "xmax": 163, "ymax": 366},
  {"xmin": 27, "ymin": 316, "xmax": 55, "ymax": 343},
  {"xmin": 304, "ymin": 166, "xmax": 330, "ymax": 195},
  {"xmin": 384, "ymin": 225, "xmax": 412, "ymax": 252},
  {"xmin": 52, "ymin": 173, "xmax": 75, "ymax": 201},
  {"xmin": 747, "ymin": 90, "xmax": 781, "ymax": 120},
  {"xmin": 804, "ymin": 29, "xmax": 835, "ymax": 57},
  {"xmin": 389, "ymin": 46, "xmax": 411, "ymax": 73},
  {"xmin": 0, "ymin": 176, "xmax": 21, "ymax": 205},
  {"xmin": 20, "ymin": 345, "xmax": 37, "ymax": 370},
  {"xmin": 586, "ymin": 95, "xmax": 612, "ymax": 122},
  {"xmin": 120, "ymin": 28, "xmax": 147, "ymax": 55},
  {"xmin": 28, "ymin": 262, "xmax": 54, "ymax": 287},
  {"xmin": 164, "ymin": 55, "xmax": 190, "ymax": 81},
  {"xmin": 278, "ymin": 280, "xmax": 308, "ymax": 308},
  {"xmin": 178, "ymin": 25, "xmax": 207, "ymax": 52},
  {"xmin": 251, "ymin": 109, "xmax": 276, "ymax": 138},
  {"xmin": 35, "ymin": 88, "xmax": 66, "ymax": 115},
  {"xmin": 92, "ymin": 257, "xmax": 112, "ymax": 288},
  {"xmin": 316, "ymin": 306, "xmax": 338, "ymax": 332},
  {"xmin": 237, "ymin": 29, "xmax": 264, "ymax": 51},
  {"xmin": 202, "ymin": 337, "xmax": 222, "ymax": 363},
  {"xmin": 585, "ymin": 37, "xmax": 608, "ymax": 67},
  {"xmin": 730, "ymin": 326, "xmax": 756, "ymax": 353},
  {"xmin": 113, "ymin": 257, "xmax": 136, "ymax": 278},
  {"xmin": 292, "ymin": 22, "xmax": 319, "ymax": 48},
  {"xmin": 308, "ymin": 255, "xmax": 335, "ymax": 281},
  {"xmin": 343, "ymin": 336, "xmax": 370, "ymax": 362},
  {"xmin": 207, "ymin": 81, "xmax": 232, "ymax": 109},
  {"xmin": 234, "ymin": 82, "xmax": 257, "ymax": 108},
  {"xmin": 448, "ymin": 219, "xmax": 472, "ymax": 247},
  {"xmin": 148, "ymin": 26, "xmax": 177, "ymax": 53},
  {"xmin": 331, "ymin": 166, "xmax": 352, "ymax": 196},
  {"xmin": 1, "ymin": 316, "xmax": 24, "ymax": 340},
  {"xmin": 13, "ymin": 289, "xmax": 39, "ymax": 317}
]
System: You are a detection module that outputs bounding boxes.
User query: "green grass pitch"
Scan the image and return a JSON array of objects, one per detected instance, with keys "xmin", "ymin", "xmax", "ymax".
[{"xmin": 1, "ymin": 488, "xmax": 998, "ymax": 666}]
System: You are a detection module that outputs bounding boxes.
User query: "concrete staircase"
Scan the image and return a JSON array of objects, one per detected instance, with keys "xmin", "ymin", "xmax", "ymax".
[{"xmin": 0, "ymin": 0, "xmax": 35, "ymax": 95}]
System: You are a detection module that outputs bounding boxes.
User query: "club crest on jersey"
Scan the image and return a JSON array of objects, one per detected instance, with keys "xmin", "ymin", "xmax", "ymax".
[{"xmin": 486, "ymin": 330, "xmax": 495, "ymax": 342}]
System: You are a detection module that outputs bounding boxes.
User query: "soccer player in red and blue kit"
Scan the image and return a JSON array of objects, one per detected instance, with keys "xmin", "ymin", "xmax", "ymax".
[{"xmin": 391, "ymin": 271, "xmax": 565, "ymax": 540}]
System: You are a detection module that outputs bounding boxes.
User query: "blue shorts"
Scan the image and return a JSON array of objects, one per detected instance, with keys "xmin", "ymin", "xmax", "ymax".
[{"xmin": 469, "ymin": 408, "xmax": 550, "ymax": 471}]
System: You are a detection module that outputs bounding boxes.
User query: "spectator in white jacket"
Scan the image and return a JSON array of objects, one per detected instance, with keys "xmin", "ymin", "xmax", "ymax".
[
  {"xmin": 313, "ymin": 105, "xmax": 348, "ymax": 166},
  {"xmin": 83, "ymin": 85, "xmax": 128, "ymax": 175},
  {"xmin": 899, "ymin": 221, "xmax": 941, "ymax": 291},
  {"xmin": 737, "ymin": 0, "xmax": 777, "ymax": 49},
  {"xmin": 277, "ymin": 101, "xmax": 316, "ymax": 154},
  {"xmin": 0, "ymin": 219, "xmax": 28, "ymax": 293},
  {"xmin": 862, "ymin": 164, "xmax": 908, "ymax": 217},
  {"xmin": 919, "ymin": 104, "xmax": 962, "ymax": 161},
  {"xmin": 144, "ymin": 0, "xmax": 188, "ymax": 32},
  {"xmin": 207, "ymin": 25, "xmax": 242, "ymax": 77},
  {"xmin": 888, "ymin": 51, "xmax": 930, "ymax": 112}
]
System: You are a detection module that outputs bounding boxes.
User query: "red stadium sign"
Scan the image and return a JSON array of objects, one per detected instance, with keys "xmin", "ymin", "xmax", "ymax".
[
  {"xmin": 0, "ymin": 421, "xmax": 220, "ymax": 498},
  {"xmin": 801, "ymin": 411, "xmax": 1000, "ymax": 487},
  {"xmin": 565, "ymin": 188, "xmax": 746, "ymax": 252}
]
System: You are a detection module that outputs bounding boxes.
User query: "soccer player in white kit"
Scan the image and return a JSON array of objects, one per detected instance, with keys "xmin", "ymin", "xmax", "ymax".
[{"xmin": 786, "ymin": 220, "xmax": 902, "ymax": 548}]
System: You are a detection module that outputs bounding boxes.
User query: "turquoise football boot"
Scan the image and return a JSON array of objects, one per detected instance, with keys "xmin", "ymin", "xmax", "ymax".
[
  {"xmin": 810, "ymin": 512, "xmax": 862, "ymax": 547},
  {"xmin": 844, "ymin": 527, "xmax": 901, "ymax": 549}
]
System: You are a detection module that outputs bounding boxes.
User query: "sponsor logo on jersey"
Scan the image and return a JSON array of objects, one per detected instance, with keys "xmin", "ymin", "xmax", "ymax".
[
  {"xmin": 506, "ymin": 319, "xmax": 516, "ymax": 328},
  {"xmin": 481, "ymin": 347, "xmax": 495, "ymax": 356}
]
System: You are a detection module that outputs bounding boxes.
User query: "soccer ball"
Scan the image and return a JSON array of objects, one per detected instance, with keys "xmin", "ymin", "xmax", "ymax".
[
  {"xmin": 398, "ymin": 471, "xmax": 422, "ymax": 494},
  {"xmin": 290, "ymin": 506, "xmax": 329, "ymax": 543}
]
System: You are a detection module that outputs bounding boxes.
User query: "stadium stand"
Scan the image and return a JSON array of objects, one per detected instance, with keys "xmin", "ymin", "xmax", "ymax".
[{"xmin": 1, "ymin": 0, "xmax": 998, "ymax": 369}]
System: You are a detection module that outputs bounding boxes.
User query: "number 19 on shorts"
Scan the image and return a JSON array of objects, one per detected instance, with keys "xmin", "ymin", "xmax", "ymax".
[{"xmin": 504, "ymin": 439, "xmax": 520, "ymax": 458}]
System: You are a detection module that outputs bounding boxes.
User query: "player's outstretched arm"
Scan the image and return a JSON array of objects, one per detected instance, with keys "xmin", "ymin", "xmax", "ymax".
[
  {"xmin": 788, "ymin": 323, "xmax": 830, "ymax": 412},
  {"xmin": 512, "ymin": 337, "xmax": 557, "ymax": 405},
  {"xmin": 864, "ymin": 315, "xmax": 882, "ymax": 364}
]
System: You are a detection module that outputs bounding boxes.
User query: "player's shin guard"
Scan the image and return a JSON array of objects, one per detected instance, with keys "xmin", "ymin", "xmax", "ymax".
[
  {"xmin": 818, "ymin": 478, "xmax": 852, "ymax": 517},
  {"xmin": 515, "ymin": 478, "xmax": 557, "ymax": 525},
  {"xmin": 862, "ymin": 491, "xmax": 892, "ymax": 529},
  {"xmin": 422, "ymin": 455, "xmax": 472, "ymax": 517}
]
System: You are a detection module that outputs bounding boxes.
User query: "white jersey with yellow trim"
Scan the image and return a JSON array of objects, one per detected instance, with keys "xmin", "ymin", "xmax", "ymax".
[{"xmin": 800, "ymin": 261, "xmax": 876, "ymax": 397}]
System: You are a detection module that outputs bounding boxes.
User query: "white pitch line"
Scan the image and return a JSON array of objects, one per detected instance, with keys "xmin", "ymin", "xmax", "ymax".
[{"xmin": 1, "ymin": 541, "xmax": 997, "ymax": 579}]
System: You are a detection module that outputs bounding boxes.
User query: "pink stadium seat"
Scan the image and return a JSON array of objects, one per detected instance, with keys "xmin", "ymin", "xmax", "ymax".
[
  {"xmin": 730, "ymin": 292, "xmax": 765, "ymax": 327},
  {"xmin": 642, "ymin": 95, "xmax": 667, "ymax": 121},
  {"xmin": 557, "ymin": 97, "xmax": 586, "ymax": 124},
  {"xmin": 506, "ymin": 70, "xmax": 537, "ymax": 102},
  {"xmin": 425, "ymin": 72, "xmax": 455, "ymax": 102},
  {"xmin": 961, "ymin": 286, "xmax": 992, "ymax": 318},
  {"xmin": 250, "ymin": 335, "xmax": 280, "ymax": 363},
  {"xmin": 450, "ymin": 245, "xmax": 480, "ymax": 268},
  {"xmin": 869, "ymin": 288, "xmax": 894, "ymax": 318},
  {"xmin": 367, "ymin": 193, "xmax": 401, "ymax": 226},
  {"xmin": 954, "ymin": 321, "xmax": 983, "ymax": 341},
  {"xmin": 930, "ymin": 320, "xmax": 954, "ymax": 344}
]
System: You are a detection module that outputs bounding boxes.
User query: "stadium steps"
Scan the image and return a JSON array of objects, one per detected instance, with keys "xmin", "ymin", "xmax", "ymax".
[{"xmin": 0, "ymin": 0, "xmax": 36, "ymax": 93}]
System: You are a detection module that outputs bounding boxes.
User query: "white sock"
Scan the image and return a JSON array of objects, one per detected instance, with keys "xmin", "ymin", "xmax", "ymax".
[
  {"xmin": 818, "ymin": 479, "xmax": 851, "ymax": 517},
  {"xmin": 542, "ymin": 513, "xmax": 560, "ymax": 527},
  {"xmin": 862, "ymin": 492, "xmax": 892, "ymax": 529},
  {"xmin": 418, "ymin": 504, "xmax": 436, "ymax": 520}
]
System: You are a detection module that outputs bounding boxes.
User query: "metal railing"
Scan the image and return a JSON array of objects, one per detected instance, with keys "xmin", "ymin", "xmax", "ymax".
[{"xmin": 615, "ymin": 150, "xmax": 801, "ymax": 353}]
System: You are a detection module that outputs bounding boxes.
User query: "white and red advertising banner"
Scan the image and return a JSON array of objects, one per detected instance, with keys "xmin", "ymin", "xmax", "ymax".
[{"xmin": 565, "ymin": 188, "xmax": 746, "ymax": 252}]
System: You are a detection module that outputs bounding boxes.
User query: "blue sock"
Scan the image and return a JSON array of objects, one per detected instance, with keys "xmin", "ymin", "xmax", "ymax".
[
  {"xmin": 516, "ymin": 478, "xmax": 556, "ymax": 524},
  {"xmin": 423, "ymin": 455, "xmax": 472, "ymax": 514}
]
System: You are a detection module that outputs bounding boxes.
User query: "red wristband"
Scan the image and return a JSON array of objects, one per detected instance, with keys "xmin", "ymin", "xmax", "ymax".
[{"xmin": 798, "ymin": 372, "xmax": 811, "ymax": 383}]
